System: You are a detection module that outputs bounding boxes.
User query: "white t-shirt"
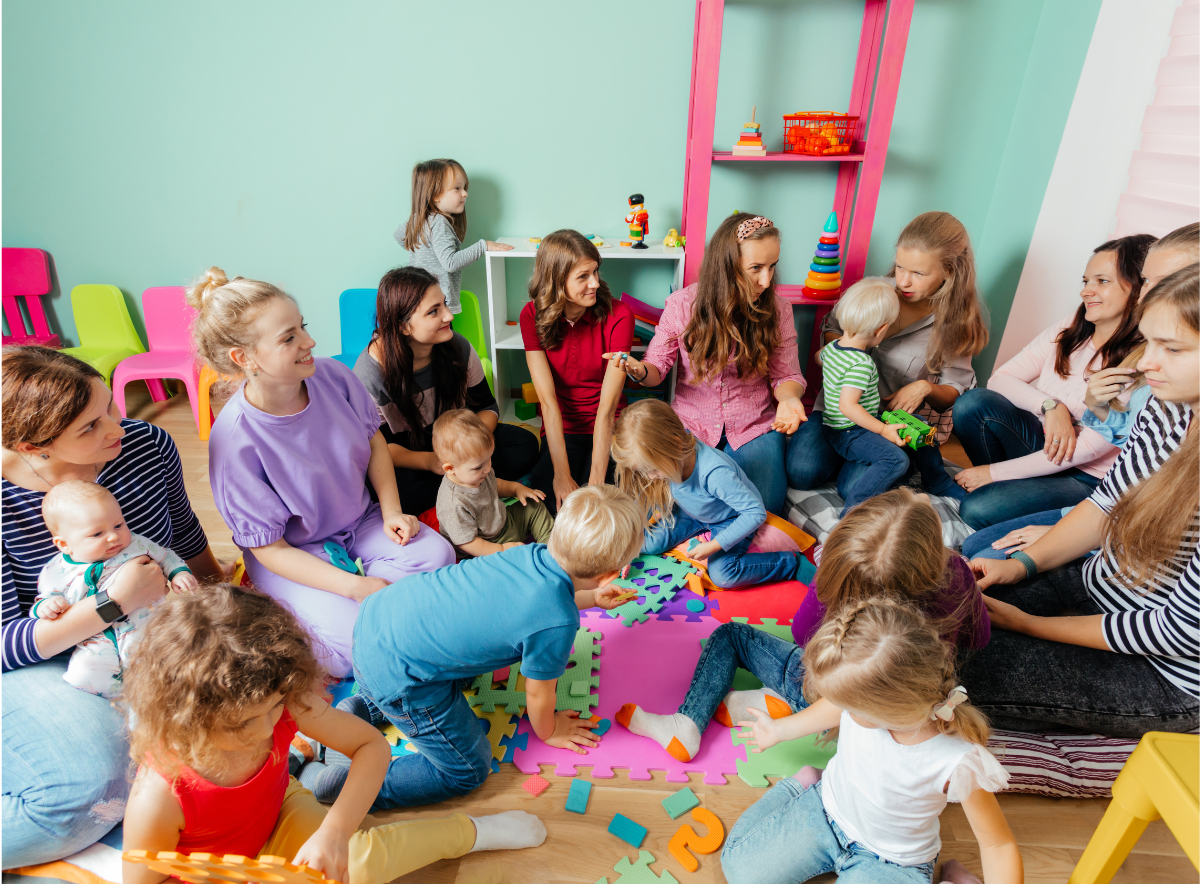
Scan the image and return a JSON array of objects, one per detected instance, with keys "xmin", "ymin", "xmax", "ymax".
[{"xmin": 821, "ymin": 711, "xmax": 1008, "ymax": 866}]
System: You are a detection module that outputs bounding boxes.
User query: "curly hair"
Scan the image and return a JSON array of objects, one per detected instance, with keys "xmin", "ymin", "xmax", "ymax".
[
  {"xmin": 528, "ymin": 229, "xmax": 614, "ymax": 351},
  {"xmin": 121, "ymin": 585, "xmax": 323, "ymax": 781}
]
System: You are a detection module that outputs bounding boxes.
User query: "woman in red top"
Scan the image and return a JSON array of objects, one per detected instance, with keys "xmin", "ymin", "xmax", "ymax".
[
  {"xmin": 522, "ymin": 229, "xmax": 636, "ymax": 513},
  {"xmin": 121, "ymin": 586, "xmax": 545, "ymax": 884}
]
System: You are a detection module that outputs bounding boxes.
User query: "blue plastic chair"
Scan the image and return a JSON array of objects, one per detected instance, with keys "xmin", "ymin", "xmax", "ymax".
[{"xmin": 333, "ymin": 288, "xmax": 377, "ymax": 368}]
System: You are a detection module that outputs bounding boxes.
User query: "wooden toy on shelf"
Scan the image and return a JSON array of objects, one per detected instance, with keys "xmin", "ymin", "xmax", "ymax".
[
  {"xmin": 732, "ymin": 106, "xmax": 767, "ymax": 156},
  {"xmin": 800, "ymin": 212, "xmax": 843, "ymax": 301},
  {"xmin": 625, "ymin": 194, "xmax": 649, "ymax": 250}
]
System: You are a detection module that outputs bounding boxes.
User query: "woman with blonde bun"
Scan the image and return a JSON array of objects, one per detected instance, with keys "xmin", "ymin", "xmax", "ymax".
[{"xmin": 191, "ymin": 268, "xmax": 455, "ymax": 678}]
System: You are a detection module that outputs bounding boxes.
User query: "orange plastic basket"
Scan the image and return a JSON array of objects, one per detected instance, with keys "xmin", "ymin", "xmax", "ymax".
[{"xmin": 782, "ymin": 112, "xmax": 859, "ymax": 156}]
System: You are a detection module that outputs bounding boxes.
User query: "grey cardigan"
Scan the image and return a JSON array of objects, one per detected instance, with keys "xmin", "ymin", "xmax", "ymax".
[{"xmin": 396, "ymin": 213, "xmax": 485, "ymax": 314}]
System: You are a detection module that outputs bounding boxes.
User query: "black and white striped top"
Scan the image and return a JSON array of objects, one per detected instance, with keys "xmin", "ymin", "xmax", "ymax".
[
  {"xmin": 1084, "ymin": 396, "xmax": 1199, "ymax": 697},
  {"xmin": 2, "ymin": 420, "xmax": 208, "ymax": 671}
]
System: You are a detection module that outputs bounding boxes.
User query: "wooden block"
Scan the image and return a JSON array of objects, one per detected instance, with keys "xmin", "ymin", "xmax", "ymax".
[{"xmin": 522, "ymin": 382, "xmax": 539, "ymax": 404}]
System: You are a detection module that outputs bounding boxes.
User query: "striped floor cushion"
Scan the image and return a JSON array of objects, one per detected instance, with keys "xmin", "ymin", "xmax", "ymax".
[{"xmin": 987, "ymin": 730, "xmax": 1140, "ymax": 797}]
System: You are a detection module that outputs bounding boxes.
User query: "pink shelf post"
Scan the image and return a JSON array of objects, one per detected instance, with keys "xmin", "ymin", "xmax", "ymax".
[{"xmin": 681, "ymin": 0, "xmax": 726, "ymax": 288}]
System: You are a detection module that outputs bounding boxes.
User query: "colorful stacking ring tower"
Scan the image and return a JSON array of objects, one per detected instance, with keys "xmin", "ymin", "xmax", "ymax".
[{"xmin": 801, "ymin": 212, "xmax": 842, "ymax": 300}]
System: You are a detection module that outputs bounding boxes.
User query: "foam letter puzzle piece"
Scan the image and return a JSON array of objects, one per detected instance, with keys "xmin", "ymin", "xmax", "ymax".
[
  {"xmin": 661, "ymin": 786, "xmax": 700, "ymax": 819},
  {"xmin": 668, "ymin": 807, "xmax": 725, "ymax": 873},
  {"xmin": 608, "ymin": 812, "xmax": 648, "ymax": 848},
  {"xmin": 611, "ymin": 850, "xmax": 679, "ymax": 884},
  {"xmin": 556, "ymin": 626, "xmax": 601, "ymax": 714},
  {"xmin": 565, "ymin": 777, "xmax": 592, "ymax": 813},
  {"xmin": 467, "ymin": 662, "xmax": 526, "ymax": 713},
  {"xmin": 123, "ymin": 852, "xmax": 337, "ymax": 884},
  {"xmin": 730, "ymin": 720, "xmax": 838, "ymax": 787},
  {"xmin": 522, "ymin": 774, "xmax": 551, "ymax": 797}
]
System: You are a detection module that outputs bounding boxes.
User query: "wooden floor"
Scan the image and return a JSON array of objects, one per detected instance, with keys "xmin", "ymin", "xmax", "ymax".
[{"xmin": 132, "ymin": 385, "xmax": 1191, "ymax": 884}]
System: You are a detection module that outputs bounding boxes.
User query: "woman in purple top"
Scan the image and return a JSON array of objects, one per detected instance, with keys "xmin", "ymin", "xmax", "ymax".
[
  {"xmin": 617, "ymin": 490, "xmax": 988, "ymax": 764},
  {"xmin": 193, "ymin": 268, "xmax": 455, "ymax": 677}
]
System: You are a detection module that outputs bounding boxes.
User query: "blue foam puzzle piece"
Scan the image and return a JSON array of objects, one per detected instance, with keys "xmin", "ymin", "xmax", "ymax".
[
  {"xmin": 686, "ymin": 599, "xmax": 706, "ymax": 613},
  {"xmin": 661, "ymin": 786, "xmax": 700, "ymax": 820},
  {"xmin": 566, "ymin": 778, "xmax": 593, "ymax": 814},
  {"xmin": 498, "ymin": 725, "xmax": 529, "ymax": 763},
  {"xmin": 594, "ymin": 717, "xmax": 612, "ymax": 736},
  {"xmin": 608, "ymin": 813, "xmax": 648, "ymax": 848},
  {"xmin": 328, "ymin": 677, "xmax": 356, "ymax": 705}
]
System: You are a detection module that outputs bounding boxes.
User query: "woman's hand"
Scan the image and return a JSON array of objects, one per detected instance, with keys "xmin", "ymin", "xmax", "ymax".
[
  {"xmin": 292, "ymin": 822, "xmax": 352, "ymax": 884},
  {"xmin": 883, "ymin": 380, "xmax": 934, "ymax": 415},
  {"xmin": 990, "ymin": 524, "xmax": 1053, "ymax": 554},
  {"xmin": 1043, "ymin": 404, "xmax": 1078, "ymax": 465},
  {"xmin": 771, "ymin": 397, "xmax": 807, "ymax": 435},
  {"xmin": 486, "ymin": 240, "xmax": 514, "ymax": 251},
  {"xmin": 350, "ymin": 576, "xmax": 390, "ymax": 602},
  {"xmin": 982, "ymin": 594, "xmax": 1035, "ymax": 634},
  {"xmin": 969, "ymin": 556, "xmax": 1027, "ymax": 590},
  {"xmin": 545, "ymin": 710, "xmax": 601, "ymax": 754},
  {"xmin": 738, "ymin": 706, "xmax": 784, "ymax": 753},
  {"xmin": 1085, "ymin": 367, "xmax": 1136, "ymax": 420},
  {"xmin": 108, "ymin": 556, "xmax": 170, "ymax": 612},
  {"xmin": 553, "ymin": 470, "xmax": 579, "ymax": 512},
  {"xmin": 955, "ymin": 464, "xmax": 994, "ymax": 493},
  {"xmin": 424, "ymin": 451, "xmax": 446, "ymax": 477},
  {"xmin": 512, "ymin": 484, "xmax": 546, "ymax": 506},
  {"xmin": 383, "ymin": 512, "xmax": 421, "ymax": 546},
  {"xmin": 602, "ymin": 351, "xmax": 649, "ymax": 383}
]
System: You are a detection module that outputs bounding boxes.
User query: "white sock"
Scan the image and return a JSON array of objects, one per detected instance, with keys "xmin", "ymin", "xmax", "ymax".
[
  {"xmin": 714, "ymin": 688, "xmax": 793, "ymax": 728},
  {"xmin": 468, "ymin": 810, "xmax": 547, "ymax": 852},
  {"xmin": 616, "ymin": 704, "xmax": 701, "ymax": 762}
]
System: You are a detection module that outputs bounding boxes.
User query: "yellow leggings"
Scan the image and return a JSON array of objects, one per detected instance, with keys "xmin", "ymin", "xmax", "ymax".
[{"xmin": 257, "ymin": 779, "xmax": 476, "ymax": 883}]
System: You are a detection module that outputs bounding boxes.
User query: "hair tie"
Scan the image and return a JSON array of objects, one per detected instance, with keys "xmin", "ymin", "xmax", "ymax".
[
  {"xmin": 931, "ymin": 685, "xmax": 968, "ymax": 721},
  {"xmin": 736, "ymin": 215, "xmax": 774, "ymax": 242}
]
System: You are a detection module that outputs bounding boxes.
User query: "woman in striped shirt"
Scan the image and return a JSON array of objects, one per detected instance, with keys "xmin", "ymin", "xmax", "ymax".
[
  {"xmin": 2, "ymin": 347, "xmax": 224, "ymax": 866},
  {"xmin": 964, "ymin": 266, "xmax": 1199, "ymax": 738}
]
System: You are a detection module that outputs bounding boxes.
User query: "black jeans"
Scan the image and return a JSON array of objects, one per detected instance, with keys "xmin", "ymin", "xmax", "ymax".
[
  {"xmin": 530, "ymin": 432, "xmax": 616, "ymax": 515},
  {"xmin": 395, "ymin": 423, "xmax": 540, "ymax": 516},
  {"xmin": 959, "ymin": 561, "xmax": 1199, "ymax": 738}
]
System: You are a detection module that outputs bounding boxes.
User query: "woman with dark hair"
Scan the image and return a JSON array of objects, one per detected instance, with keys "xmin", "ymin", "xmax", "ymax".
[
  {"xmin": 1, "ymin": 346, "xmax": 224, "ymax": 865},
  {"xmin": 355, "ymin": 266, "xmax": 539, "ymax": 516},
  {"xmin": 953, "ymin": 234, "xmax": 1156, "ymax": 529}
]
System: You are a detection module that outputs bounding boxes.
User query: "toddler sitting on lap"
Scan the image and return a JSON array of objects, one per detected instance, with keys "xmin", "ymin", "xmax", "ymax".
[
  {"xmin": 433, "ymin": 409, "xmax": 552, "ymax": 557},
  {"xmin": 32, "ymin": 480, "xmax": 197, "ymax": 698}
]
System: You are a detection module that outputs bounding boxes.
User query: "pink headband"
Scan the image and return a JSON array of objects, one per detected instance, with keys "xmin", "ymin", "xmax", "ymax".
[{"xmin": 736, "ymin": 215, "xmax": 774, "ymax": 242}]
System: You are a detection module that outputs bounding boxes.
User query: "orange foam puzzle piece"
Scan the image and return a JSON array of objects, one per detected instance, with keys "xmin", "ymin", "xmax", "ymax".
[
  {"xmin": 123, "ymin": 851, "xmax": 340, "ymax": 884},
  {"xmin": 668, "ymin": 807, "xmax": 725, "ymax": 873}
]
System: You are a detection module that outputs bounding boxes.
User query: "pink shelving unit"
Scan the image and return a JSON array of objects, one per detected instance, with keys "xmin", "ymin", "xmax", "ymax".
[{"xmin": 680, "ymin": 0, "xmax": 916, "ymax": 402}]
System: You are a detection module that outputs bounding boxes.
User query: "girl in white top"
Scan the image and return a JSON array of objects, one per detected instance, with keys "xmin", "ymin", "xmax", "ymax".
[{"xmin": 722, "ymin": 597, "xmax": 1021, "ymax": 884}]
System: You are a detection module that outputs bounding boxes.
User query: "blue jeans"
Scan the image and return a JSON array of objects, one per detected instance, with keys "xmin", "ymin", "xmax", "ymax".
[
  {"xmin": 954, "ymin": 389, "xmax": 1101, "ymax": 529},
  {"xmin": 785, "ymin": 411, "xmax": 841, "ymax": 491},
  {"xmin": 721, "ymin": 779, "xmax": 936, "ymax": 884},
  {"xmin": 678, "ymin": 621, "xmax": 808, "ymax": 733},
  {"xmin": 350, "ymin": 673, "xmax": 492, "ymax": 809},
  {"xmin": 2, "ymin": 655, "xmax": 132, "ymax": 866},
  {"xmin": 962, "ymin": 508, "xmax": 1064, "ymax": 560},
  {"xmin": 825, "ymin": 425, "xmax": 963, "ymax": 516},
  {"xmin": 643, "ymin": 510, "xmax": 800, "ymax": 589},
  {"xmin": 722, "ymin": 429, "xmax": 787, "ymax": 516}
]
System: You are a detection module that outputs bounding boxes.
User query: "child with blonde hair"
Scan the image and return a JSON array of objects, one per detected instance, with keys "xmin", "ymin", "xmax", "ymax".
[
  {"xmin": 612, "ymin": 399, "xmax": 803, "ymax": 589},
  {"xmin": 617, "ymin": 489, "xmax": 988, "ymax": 764},
  {"xmin": 722, "ymin": 597, "xmax": 1021, "ymax": 884},
  {"xmin": 121, "ymin": 586, "xmax": 545, "ymax": 884},
  {"xmin": 432, "ymin": 409, "xmax": 552, "ymax": 556},
  {"xmin": 32, "ymin": 481, "xmax": 197, "ymax": 698},
  {"xmin": 821, "ymin": 277, "xmax": 965, "ymax": 515},
  {"xmin": 399, "ymin": 158, "xmax": 512, "ymax": 314}
]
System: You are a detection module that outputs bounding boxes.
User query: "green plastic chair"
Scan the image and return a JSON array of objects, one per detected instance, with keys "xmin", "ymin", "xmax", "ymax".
[
  {"xmin": 60, "ymin": 285, "xmax": 146, "ymax": 385},
  {"xmin": 452, "ymin": 289, "xmax": 493, "ymax": 394}
]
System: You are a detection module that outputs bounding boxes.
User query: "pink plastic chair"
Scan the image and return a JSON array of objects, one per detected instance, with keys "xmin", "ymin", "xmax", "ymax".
[
  {"xmin": 112, "ymin": 287, "xmax": 201, "ymax": 430},
  {"xmin": 2, "ymin": 248, "xmax": 60, "ymax": 348}
]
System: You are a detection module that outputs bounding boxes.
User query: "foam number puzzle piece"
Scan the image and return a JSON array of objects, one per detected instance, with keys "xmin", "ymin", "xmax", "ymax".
[
  {"xmin": 522, "ymin": 773, "xmax": 551, "ymax": 797},
  {"xmin": 611, "ymin": 850, "xmax": 679, "ymax": 884},
  {"xmin": 730, "ymin": 721, "xmax": 838, "ymax": 787},
  {"xmin": 661, "ymin": 786, "xmax": 700, "ymax": 820},
  {"xmin": 123, "ymin": 852, "xmax": 339, "ymax": 884},
  {"xmin": 323, "ymin": 541, "xmax": 362, "ymax": 575},
  {"xmin": 556, "ymin": 626, "xmax": 601, "ymax": 714},
  {"xmin": 565, "ymin": 777, "xmax": 592, "ymax": 813},
  {"xmin": 608, "ymin": 812, "xmax": 648, "ymax": 848},
  {"xmin": 668, "ymin": 807, "xmax": 725, "ymax": 873},
  {"xmin": 467, "ymin": 663, "xmax": 526, "ymax": 713}
]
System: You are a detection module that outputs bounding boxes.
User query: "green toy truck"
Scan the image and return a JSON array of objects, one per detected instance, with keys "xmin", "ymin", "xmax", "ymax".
[{"xmin": 881, "ymin": 408, "xmax": 936, "ymax": 450}]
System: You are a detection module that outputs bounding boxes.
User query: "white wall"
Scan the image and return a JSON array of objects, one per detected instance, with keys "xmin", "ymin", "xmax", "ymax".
[{"xmin": 995, "ymin": 0, "xmax": 1181, "ymax": 367}]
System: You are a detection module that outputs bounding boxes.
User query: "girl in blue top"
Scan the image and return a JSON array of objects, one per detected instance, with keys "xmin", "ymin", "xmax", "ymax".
[{"xmin": 611, "ymin": 400, "xmax": 803, "ymax": 589}]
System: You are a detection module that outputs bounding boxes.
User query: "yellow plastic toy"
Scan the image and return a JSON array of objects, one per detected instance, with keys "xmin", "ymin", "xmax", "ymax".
[
  {"xmin": 663, "ymin": 229, "xmax": 685, "ymax": 248},
  {"xmin": 1068, "ymin": 731, "xmax": 1198, "ymax": 883}
]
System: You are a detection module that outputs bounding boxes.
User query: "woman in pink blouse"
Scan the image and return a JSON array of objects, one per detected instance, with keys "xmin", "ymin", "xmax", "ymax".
[
  {"xmin": 604, "ymin": 213, "xmax": 805, "ymax": 514},
  {"xmin": 953, "ymin": 234, "xmax": 1156, "ymax": 529}
]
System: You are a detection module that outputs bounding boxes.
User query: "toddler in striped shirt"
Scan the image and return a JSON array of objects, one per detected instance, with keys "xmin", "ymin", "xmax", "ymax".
[{"xmin": 821, "ymin": 278, "xmax": 965, "ymax": 516}]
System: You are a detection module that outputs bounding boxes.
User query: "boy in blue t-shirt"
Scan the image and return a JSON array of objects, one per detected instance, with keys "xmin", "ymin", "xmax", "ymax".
[
  {"xmin": 821, "ymin": 278, "xmax": 965, "ymax": 516},
  {"xmin": 346, "ymin": 485, "xmax": 644, "ymax": 809}
]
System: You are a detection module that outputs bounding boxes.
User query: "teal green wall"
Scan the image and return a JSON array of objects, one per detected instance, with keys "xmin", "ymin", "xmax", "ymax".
[{"xmin": 3, "ymin": 0, "xmax": 1101, "ymax": 376}]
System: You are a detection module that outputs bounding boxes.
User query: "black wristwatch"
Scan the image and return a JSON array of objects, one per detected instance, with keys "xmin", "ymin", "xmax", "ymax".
[{"xmin": 94, "ymin": 589, "xmax": 124, "ymax": 623}]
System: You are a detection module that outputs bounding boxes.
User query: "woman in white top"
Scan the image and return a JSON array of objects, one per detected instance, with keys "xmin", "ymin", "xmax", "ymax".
[{"xmin": 723, "ymin": 597, "xmax": 1020, "ymax": 884}]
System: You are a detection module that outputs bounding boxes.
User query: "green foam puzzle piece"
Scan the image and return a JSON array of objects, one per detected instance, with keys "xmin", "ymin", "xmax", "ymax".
[
  {"xmin": 467, "ymin": 662, "xmax": 526, "ymax": 713},
  {"xmin": 612, "ymin": 850, "xmax": 679, "ymax": 884},
  {"xmin": 555, "ymin": 626, "xmax": 601, "ymax": 714},
  {"xmin": 608, "ymin": 555, "xmax": 694, "ymax": 628},
  {"xmin": 730, "ymin": 724, "xmax": 838, "ymax": 787},
  {"xmin": 701, "ymin": 618, "xmax": 796, "ymax": 690}
]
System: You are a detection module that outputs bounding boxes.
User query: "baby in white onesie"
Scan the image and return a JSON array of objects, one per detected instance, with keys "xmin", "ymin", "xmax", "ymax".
[{"xmin": 33, "ymin": 480, "xmax": 197, "ymax": 698}]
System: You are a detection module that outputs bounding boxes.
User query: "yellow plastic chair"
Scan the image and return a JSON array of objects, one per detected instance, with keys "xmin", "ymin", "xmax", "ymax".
[
  {"xmin": 198, "ymin": 364, "xmax": 238, "ymax": 441},
  {"xmin": 60, "ymin": 285, "xmax": 146, "ymax": 385},
  {"xmin": 1069, "ymin": 732, "xmax": 1198, "ymax": 883}
]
